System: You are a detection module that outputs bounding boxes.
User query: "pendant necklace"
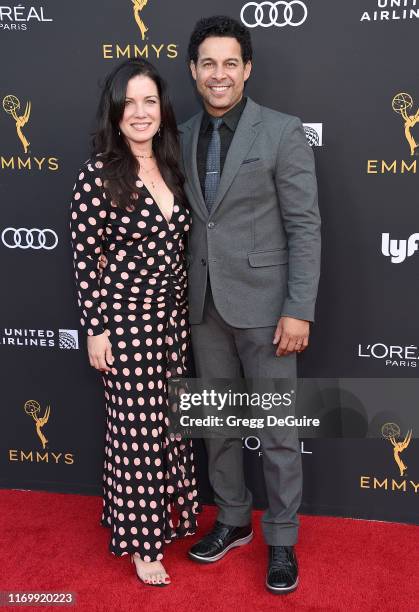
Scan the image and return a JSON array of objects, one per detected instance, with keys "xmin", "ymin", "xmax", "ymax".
[{"xmin": 139, "ymin": 163, "xmax": 158, "ymax": 190}]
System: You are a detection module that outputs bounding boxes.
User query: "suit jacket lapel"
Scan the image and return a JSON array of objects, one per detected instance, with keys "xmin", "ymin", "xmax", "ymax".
[
  {"xmin": 182, "ymin": 111, "xmax": 208, "ymax": 217},
  {"xmin": 209, "ymin": 97, "xmax": 262, "ymax": 217}
]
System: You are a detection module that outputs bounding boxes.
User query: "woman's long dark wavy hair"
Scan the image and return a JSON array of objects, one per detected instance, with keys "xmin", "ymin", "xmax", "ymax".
[{"xmin": 92, "ymin": 59, "xmax": 185, "ymax": 209}]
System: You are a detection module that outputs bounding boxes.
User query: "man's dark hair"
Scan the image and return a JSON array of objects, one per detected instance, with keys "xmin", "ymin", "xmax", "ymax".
[{"xmin": 188, "ymin": 15, "xmax": 253, "ymax": 64}]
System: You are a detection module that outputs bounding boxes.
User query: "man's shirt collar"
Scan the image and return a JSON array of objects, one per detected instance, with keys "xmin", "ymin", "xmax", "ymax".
[{"xmin": 200, "ymin": 96, "xmax": 247, "ymax": 133}]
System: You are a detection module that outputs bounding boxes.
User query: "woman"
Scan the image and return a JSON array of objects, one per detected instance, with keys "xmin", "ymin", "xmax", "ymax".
[{"xmin": 69, "ymin": 59, "xmax": 200, "ymax": 586}]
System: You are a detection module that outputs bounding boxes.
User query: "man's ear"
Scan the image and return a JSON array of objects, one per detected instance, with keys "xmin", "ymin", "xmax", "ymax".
[
  {"xmin": 190, "ymin": 60, "xmax": 197, "ymax": 81},
  {"xmin": 244, "ymin": 61, "xmax": 252, "ymax": 82}
]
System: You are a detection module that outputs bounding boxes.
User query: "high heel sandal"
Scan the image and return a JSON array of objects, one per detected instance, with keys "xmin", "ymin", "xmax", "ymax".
[{"xmin": 130, "ymin": 554, "xmax": 171, "ymax": 587}]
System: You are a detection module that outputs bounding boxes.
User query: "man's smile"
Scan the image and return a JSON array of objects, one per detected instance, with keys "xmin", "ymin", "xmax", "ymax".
[{"xmin": 207, "ymin": 84, "xmax": 232, "ymax": 95}]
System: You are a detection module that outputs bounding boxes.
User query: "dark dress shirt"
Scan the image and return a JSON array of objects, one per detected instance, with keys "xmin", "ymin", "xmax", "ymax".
[{"xmin": 197, "ymin": 96, "xmax": 248, "ymax": 197}]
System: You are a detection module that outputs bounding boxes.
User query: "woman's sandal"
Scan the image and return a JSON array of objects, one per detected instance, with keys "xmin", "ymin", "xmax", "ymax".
[{"xmin": 130, "ymin": 554, "xmax": 171, "ymax": 586}]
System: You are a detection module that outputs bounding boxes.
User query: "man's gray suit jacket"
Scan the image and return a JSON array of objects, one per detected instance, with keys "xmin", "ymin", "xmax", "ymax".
[{"xmin": 178, "ymin": 96, "xmax": 321, "ymax": 328}]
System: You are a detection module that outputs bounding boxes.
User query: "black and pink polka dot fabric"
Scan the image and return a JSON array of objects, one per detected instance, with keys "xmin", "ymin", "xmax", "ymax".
[{"xmin": 70, "ymin": 156, "xmax": 200, "ymax": 561}]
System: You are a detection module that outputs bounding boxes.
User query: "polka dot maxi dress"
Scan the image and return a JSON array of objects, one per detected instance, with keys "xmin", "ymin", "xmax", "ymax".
[{"xmin": 70, "ymin": 156, "xmax": 200, "ymax": 561}]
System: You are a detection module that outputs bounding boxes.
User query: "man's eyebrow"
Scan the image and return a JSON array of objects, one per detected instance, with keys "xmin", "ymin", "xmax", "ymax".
[{"xmin": 198, "ymin": 57, "xmax": 240, "ymax": 62}]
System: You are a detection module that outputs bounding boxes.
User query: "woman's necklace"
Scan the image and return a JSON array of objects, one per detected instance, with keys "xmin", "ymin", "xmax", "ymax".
[
  {"xmin": 139, "ymin": 163, "xmax": 158, "ymax": 190},
  {"xmin": 135, "ymin": 152, "xmax": 154, "ymax": 159}
]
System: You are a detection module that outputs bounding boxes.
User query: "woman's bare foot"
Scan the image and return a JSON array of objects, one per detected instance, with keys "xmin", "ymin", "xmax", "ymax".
[{"xmin": 131, "ymin": 553, "xmax": 171, "ymax": 585}]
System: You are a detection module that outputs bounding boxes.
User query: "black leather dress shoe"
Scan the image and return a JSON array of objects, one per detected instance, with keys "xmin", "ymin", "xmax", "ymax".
[
  {"xmin": 266, "ymin": 545, "xmax": 299, "ymax": 594},
  {"xmin": 188, "ymin": 520, "xmax": 253, "ymax": 563}
]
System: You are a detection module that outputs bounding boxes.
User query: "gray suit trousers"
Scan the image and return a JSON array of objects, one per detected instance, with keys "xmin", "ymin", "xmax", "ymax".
[{"xmin": 191, "ymin": 285, "xmax": 302, "ymax": 546}]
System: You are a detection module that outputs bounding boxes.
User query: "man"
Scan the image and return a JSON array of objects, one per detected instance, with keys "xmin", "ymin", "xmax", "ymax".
[{"xmin": 179, "ymin": 16, "xmax": 321, "ymax": 594}]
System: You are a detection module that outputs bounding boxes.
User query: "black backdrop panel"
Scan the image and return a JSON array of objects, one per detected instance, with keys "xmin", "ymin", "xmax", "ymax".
[{"xmin": 0, "ymin": 0, "xmax": 418, "ymax": 523}]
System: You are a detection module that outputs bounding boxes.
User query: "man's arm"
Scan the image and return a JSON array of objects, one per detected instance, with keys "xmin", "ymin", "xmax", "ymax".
[{"xmin": 273, "ymin": 116, "xmax": 321, "ymax": 355}]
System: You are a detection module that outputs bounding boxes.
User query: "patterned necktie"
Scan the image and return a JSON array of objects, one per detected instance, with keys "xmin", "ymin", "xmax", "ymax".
[{"xmin": 204, "ymin": 117, "xmax": 223, "ymax": 213}]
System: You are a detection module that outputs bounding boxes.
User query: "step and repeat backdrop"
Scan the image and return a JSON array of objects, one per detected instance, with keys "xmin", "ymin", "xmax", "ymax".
[{"xmin": 0, "ymin": 1, "xmax": 417, "ymax": 524}]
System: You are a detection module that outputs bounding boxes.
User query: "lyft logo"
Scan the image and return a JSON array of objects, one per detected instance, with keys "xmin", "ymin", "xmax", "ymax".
[{"xmin": 381, "ymin": 233, "xmax": 419, "ymax": 263}]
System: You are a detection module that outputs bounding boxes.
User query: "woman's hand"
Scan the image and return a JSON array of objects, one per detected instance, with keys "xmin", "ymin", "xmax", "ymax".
[
  {"xmin": 98, "ymin": 254, "xmax": 108, "ymax": 272},
  {"xmin": 87, "ymin": 332, "xmax": 114, "ymax": 372}
]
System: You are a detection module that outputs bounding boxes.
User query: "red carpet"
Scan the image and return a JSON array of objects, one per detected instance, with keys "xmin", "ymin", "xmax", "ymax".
[{"xmin": 0, "ymin": 489, "xmax": 418, "ymax": 611}]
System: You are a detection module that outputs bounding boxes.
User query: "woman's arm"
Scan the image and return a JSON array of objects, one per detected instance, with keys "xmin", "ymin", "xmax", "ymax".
[
  {"xmin": 70, "ymin": 158, "xmax": 114, "ymax": 371},
  {"xmin": 70, "ymin": 158, "xmax": 108, "ymax": 335}
]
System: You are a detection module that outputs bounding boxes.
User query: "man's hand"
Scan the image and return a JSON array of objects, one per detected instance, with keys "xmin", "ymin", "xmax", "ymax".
[
  {"xmin": 87, "ymin": 331, "xmax": 114, "ymax": 372},
  {"xmin": 98, "ymin": 254, "xmax": 108, "ymax": 272},
  {"xmin": 273, "ymin": 316, "xmax": 310, "ymax": 357}
]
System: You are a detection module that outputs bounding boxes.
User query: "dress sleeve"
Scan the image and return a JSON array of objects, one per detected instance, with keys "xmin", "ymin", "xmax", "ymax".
[{"xmin": 69, "ymin": 158, "xmax": 108, "ymax": 336}]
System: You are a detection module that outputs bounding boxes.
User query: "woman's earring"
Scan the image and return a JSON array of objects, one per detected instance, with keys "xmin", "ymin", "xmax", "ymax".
[
  {"xmin": 158, "ymin": 124, "xmax": 162, "ymax": 137},
  {"xmin": 118, "ymin": 129, "xmax": 121, "ymax": 136}
]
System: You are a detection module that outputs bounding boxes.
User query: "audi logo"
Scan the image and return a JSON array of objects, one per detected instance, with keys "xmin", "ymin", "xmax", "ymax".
[
  {"xmin": 240, "ymin": 1, "xmax": 308, "ymax": 28},
  {"xmin": 1, "ymin": 227, "xmax": 58, "ymax": 250}
]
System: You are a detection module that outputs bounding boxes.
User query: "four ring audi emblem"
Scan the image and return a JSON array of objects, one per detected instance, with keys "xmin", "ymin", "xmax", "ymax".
[
  {"xmin": 1, "ymin": 227, "xmax": 58, "ymax": 250},
  {"xmin": 241, "ymin": 1, "xmax": 308, "ymax": 28}
]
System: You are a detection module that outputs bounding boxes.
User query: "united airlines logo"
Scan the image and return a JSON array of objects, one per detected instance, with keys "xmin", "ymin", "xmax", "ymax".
[
  {"xmin": 240, "ymin": 1, "xmax": 308, "ymax": 28},
  {"xmin": 58, "ymin": 330, "xmax": 79, "ymax": 350},
  {"xmin": 0, "ymin": 328, "xmax": 79, "ymax": 350},
  {"xmin": 361, "ymin": 0, "xmax": 419, "ymax": 23}
]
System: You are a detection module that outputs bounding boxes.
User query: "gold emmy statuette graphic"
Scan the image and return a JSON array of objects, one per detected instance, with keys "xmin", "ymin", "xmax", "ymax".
[
  {"xmin": 131, "ymin": 0, "xmax": 148, "ymax": 40},
  {"xmin": 24, "ymin": 399, "xmax": 50, "ymax": 449},
  {"xmin": 392, "ymin": 92, "xmax": 419, "ymax": 157},
  {"xmin": 2, "ymin": 94, "xmax": 31, "ymax": 154},
  {"xmin": 381, "ymin": 422, "xmax": 412, "ymax": 477}
]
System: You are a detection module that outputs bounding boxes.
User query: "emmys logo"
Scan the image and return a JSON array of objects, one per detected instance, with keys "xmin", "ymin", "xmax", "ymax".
[
  {"xmin": 132, "ymin": 0, "xmax": 148, "ymax": 40},
  {"xmin": 382, "ymin": 422, "xmax": 412, "ymax": 477},
  {"xmin": 392, "ymin": 92, "xmax": 419, "ymax": 157},
  {"xmin": 102, "ymin": 0, "xmax": 178, "ymax": 61},
  {"xmin": 367, "ymin": 91, "xmax": 417, "ymax": 175},
  {"xmin": 381, "ymin": 232, "xmax": 419, "ymax": 263},
  {"xmin": 24, "ymin": 399, "xmax": 50, "ymax": 449},
  {"xmin": 303, "ymin": 123, "xmax": 323, "ymax": 147},
  {"xmin": 360, "ymin": 422, "xmax": 417, "ymax": 494},
  {"xmin": 1, "ymin": 93, "xmax": 58, "ymax": 172},
  {"xmin": 3, "ymin": 95, "xmax": 31, "ymax": 153},
  {"xmin": 8, "ymin": 399, "xmax": 75, "ymax": 465},
  {"xmin": 361, "ymin": 0, "xmax": 419, "ymax": 23}
]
